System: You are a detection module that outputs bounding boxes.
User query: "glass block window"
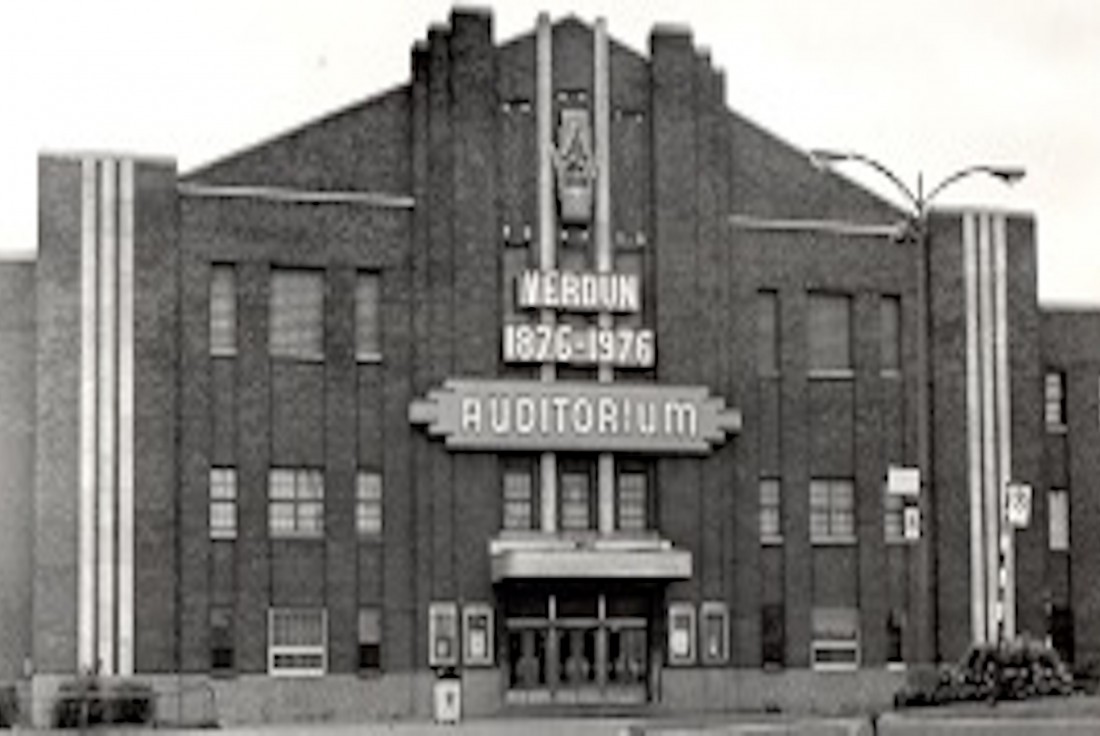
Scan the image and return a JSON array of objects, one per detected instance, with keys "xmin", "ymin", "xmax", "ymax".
[
  {"xmin": 210, "ymin": 606, "xmax": 234, "ymax": 672},
  {"xmin": 881, "ymin": 295, "xmax": 901, "ymax": 372},
  {"xmin": 210, "ymin": 265, "xmax": 237, "ymax": 356},
  {"xmin": 269, "ymin": 608, "xmax": 326, "ymax": 675},
  {"xmin": 269, "ymin": 468, "xmax": 324, "ymax": 538},
  {"xmin": 1045, "ymin": 371, "xmax": 1066, "ymax": 431},
  {"xmin": 810, "ymin": 479, "xmax": 856, "ymax": 543},
  {"xmin": 358, "ymin": 607, "xmax": 382, "ymax": 672},
  {"xmin": 759, "ymin": 478, "xmax": 782, "ymax": 543},
  {"xmin": 700, "ymin": 602, "xmax": 730, "ymax": 665},
  {"xmin": 811, "ymin": 607, "xmax": 859, "ymax": 670},
  {"xmin": 1049, "ymin": 489, "xmax": 1070, "ymax": 552},
  {"xmin": 616, "ymin": 462, "xmax": 648, "ymax": 531},
  {"xmin": 808, "ymin": 293, "xmax": 851, "ymax": 372},
  {"xmin": 502, "ymin": 458, "xmax": 537, "ymax": 531},
  {"xmin": 356, "ymin": 471, "xmax": 383, "ymax": 537},
  {"xmin": 356, "ymin": 272, "xmax": 381, "ymax": 361},
  {"xmin": 757, "ymin": 290, "xmax": 780, "ymax": 375},
  {"xmin": 270, "ymin": 269, "xmax": 324, "ymax": 360},
  {"xmin": 209, "ymin": 468, "xmax": 237, "ymax": 540}
]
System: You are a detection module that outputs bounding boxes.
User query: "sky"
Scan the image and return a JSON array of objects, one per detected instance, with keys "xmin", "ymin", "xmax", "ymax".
[{"xmin": 1, "ymin": 1, "xmax": 1097, "ymax": 305}]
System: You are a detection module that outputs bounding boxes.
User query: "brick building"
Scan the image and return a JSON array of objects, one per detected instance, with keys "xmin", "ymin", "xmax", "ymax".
[{"xmin": 1, "ymin": 9, "xmax": 1099, "ymax": 725}]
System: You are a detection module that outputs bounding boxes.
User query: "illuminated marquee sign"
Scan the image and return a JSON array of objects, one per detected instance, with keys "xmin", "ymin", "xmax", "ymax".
[{"xmin": 409, "ymin": 379, "xmax": 741, "ymax": 454}]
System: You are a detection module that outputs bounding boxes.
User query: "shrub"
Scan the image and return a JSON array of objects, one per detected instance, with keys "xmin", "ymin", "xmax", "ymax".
[
  {"xmin": 0, "ymin": 685, "xmax": 18, "ymax": 727},
  {"xmin": 894, "ymin": 637, "xmax": 1073, "ymax": 708},
  {"xmin": 52, "ymin": 676, "xmax": 155, "ymax": 728}
]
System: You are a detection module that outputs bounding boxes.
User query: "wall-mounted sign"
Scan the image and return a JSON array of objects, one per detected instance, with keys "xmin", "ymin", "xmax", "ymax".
[
  {"xmin": 1005, "ymin": 483, "xmax": 1032, "ymax": 528},
  {"xmin": 887, "ymin": 466, "xmax": 921, "ymax": 496},
  {"xmin": 503, "ymin": 323, "xmax": 655, "ymax": 368},
  {"xmin": 553, "ymin": 108, "xmax": 596, "ymax": 224},
  {"xmin": 904, "ymin": 507, "xmax": 921, "ymax": 540},
  {"xmin": 409, "ymin": 379, "xmax": 741, "ymax": 454},
  {"xmin": 517, "ymin": 270, "xmax": 640, "ymax": 313}
]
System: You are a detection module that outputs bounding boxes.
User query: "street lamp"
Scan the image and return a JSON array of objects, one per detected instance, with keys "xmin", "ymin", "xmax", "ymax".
[{"xmin": 808, "ymin": 148, "xmax": 1025, "ymax": 658}]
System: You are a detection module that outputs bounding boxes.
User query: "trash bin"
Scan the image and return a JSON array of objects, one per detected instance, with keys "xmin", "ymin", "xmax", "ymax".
[{"xmin": 432, "ymin": 669, "xmax": 461, "ymax": 724}]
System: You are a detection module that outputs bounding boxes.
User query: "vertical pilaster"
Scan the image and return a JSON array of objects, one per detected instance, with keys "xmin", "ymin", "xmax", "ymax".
[{"xmin": 594, "ymin": 18, "xmax": 615, "ymax": 535}]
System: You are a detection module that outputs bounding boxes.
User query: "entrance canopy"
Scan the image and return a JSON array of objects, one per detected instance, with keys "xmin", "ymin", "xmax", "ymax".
[{"xmin": 490, "ymin": 534, "xmax": 691, "ymax": 582}]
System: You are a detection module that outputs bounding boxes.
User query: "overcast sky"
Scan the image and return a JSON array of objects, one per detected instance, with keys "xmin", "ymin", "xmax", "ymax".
[{"xmin": 2, "ymin": 1, "xmax": 1097, "ymax": 304}]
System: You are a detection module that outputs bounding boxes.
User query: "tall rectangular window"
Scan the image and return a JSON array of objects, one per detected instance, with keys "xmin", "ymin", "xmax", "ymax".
[
  {"xmin": 269, "ymin": 608, "xmax": 326, "ymax": 675},
  {"xmin": 502, "ymin": 458, "xmax": 537, "ymax": 531},
  {"xmin": 210, "ymin": 606, "xmax": 235, "ymax": 672},
  {"xmin": 616, "ymin": 461, "xmax": 648, "ymax": 531},
  {"xmin": 210, "ymin": 468, "xmax": 238, "ymax": 540},
  {"xmin": 810, "ymin": 479, "xmax": 855, "ymax": 543},
  {"xmin": 1049, "ymin": 489, "xmax": 1070, "ymax": 552},
  {"xmin": 358, "ymin": 607, "xmax": 382, "ymax": 672},
  {"xmin": 757, "ymin": 290, "xmax": 780, "ymax": 375},
  {"xmin": 811, "ymin": 607, "xmax": 859, "ymax": 670},
  {"xmin": 559, "ymin": 458, "xmax": 595, "ymax": 531},
  {"xmin": 884, "ymin": 491, "xmax": 905, "ymax": 543},
  {"xmin": 886, "ymin": 609, "xmax": 905, "ymax": 666},
  {"xmin": 880, "ymin": 295, "xmax": 901, "ymax": 373},
  {"xmin": 269, "ymin": 469, "xmax": 324, "ymax": 538},
  {"xmin": 759, "ymin": 478, "xmax": 782, "ymax": 544},
  {"xmin": 270, "ymin": 269, "xmax": 324, "ymax": 360},
  {"xmin": 761, "ymin": 604, "xmax": 785, "ymax": 667},
  {"xmin": 356, "ymin": 472, "xmax": 383, "ymax": 537},
  {"xmin": 808, "ymin": 293, "xmax": 851, "ymax": 372},
  {"xmin": 356, "ymin": 272, "xmax": 381, "ymax": 361},
  {"xmin": 1045, "ymin": 371, "xmax": 1066, "ymax": 431},
  {"xmin": 210, "ymin": 265, "xmax": 237, "ymax": 356}
]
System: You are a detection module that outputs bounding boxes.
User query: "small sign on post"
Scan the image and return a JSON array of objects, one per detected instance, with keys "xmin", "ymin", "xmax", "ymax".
[
  {"xmin": 1005, "ymin": 483, "xmax": 1032, "ymax": 528},
  {"xmin": 904, "ymin": 507, "xmax": 921, "ymax": 540},
  {"xmin": 888, "ymin": 466, "xmax": 921, "ymax": 496}
]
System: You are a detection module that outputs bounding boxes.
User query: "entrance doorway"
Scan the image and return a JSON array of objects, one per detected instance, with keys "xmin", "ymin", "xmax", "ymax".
[{"xmin": 503, "ymin": 585, "xmax": 651, "ymax": 705}]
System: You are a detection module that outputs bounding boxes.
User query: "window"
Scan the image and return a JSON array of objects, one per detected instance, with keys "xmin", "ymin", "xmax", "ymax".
[
  {"xmin": 616, "ymin": 461, "xmax": 648, "ymax": 531},
  {"xmin": 502, "ymin": 458, "xmax": 537, "ymax": 531},
  {"xmin": 355, "ymin": 272, "xmax": 381, "ymax": 361},
  {"xmin": 808, "ymin": 293, "xmax": 851, "ymax": 373},
  {"xmin": 210, "ymin": 468, "xmax": 237, "ymax": 540},
  {"xmin": 811, "ymin": 607, "xmax": 859, "ymax": 670},
  {"xmin": 429, "ymin": 602, "xmax": 459, "ymax": 667},
  {"xmin": 356, "ymin": 471, "xmax": 383, "ymax": 537},
  {"xmin": 269, "ymin": 608, "xmax": 326, "ymax": 675},
  {"xmin": 1049, "ymin": 489, "xmax": 1070, "ymax": 552},
  {"xmin": 884, "ymin": 491, "xmax": 905, "ymax": 543},
  {"xmin": 1045, "ymin": 371, "xmax": 1066, "ymax": 431},
  {"xmin": 881, "ymin": 295, "xmax": 901, "ymax": 373},
  {"xmin": 269, "ymin": 469, "xmax": 324, "ymax": 537},
  {"xmin": 210, "ymin": 606, "xmax": 234, "ymax": 672},
  {"xmin": 358, "ymin": 607, "xmax": 381, "ymax": 672},
  {"xmin": 886, "ymin": 609, "xmax": 904, "ymax": 667},
  {"xmin": 210, "ymin": 265, "xmax": 237, "ymax": 356},
  {"xmin": 759, "ymin": 478, "xmax": 782, "ymax": 544},
  {"xmin": 810, "ymin": 479, "xmax": 855, "ymax": 543},
  {"xmin": 761, "ymin": 604, "xmax": 785, "ymax": 667},
  {"xmin": 757, "ymin": 290, "xmax": 779, "ymax": 375},
  {"xmin": 270, "ymin": 269, "xmax": 324, "ymax": 360},
  {"xmin": 559, "ymin": 458, "xmax": 595, "ymax": 531},
  {"xmin": 667, "ymin": 603, "xmax": 696, "ymax": 665},
  {"xmin": 700, "ymin": 602, "xmax": 730, "ymax": 665},
  {"xmin": 463, "ymin": 603, "xmax": 494, "ymax": 667}
]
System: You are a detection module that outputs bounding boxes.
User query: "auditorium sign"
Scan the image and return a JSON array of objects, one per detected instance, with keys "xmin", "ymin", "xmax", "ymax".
[{"xmin": 409, "ymin": 379, "xmax": 741, "ymax": 454}]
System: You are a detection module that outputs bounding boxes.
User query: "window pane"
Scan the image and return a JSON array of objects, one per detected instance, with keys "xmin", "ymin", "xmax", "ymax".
[
  {"xmin": 503, "ymin": 469, "xmax": 534, "ymax": 531},
  {"xmin": 759, "ymin": 479, "xmax": 781, "ymax": 539},
  {"xmin": 617, "ymin": 471, "xmax": 647, "ymax": 531},
  {"xmin": 884, "ymin": 492, "xmax": 904, "ymax": 541},
  {"xmin": 271, "ymin": 270, "xmax": 324, "ymax": 359},
  {"xmin": 808, "ymin": 293, "xmax": 850, "ymax": 370},
  {"xmin": 561, "ymin": 471, "xmax": 591, "ymax": 531},
  {"xmin": 356, "ymin": 272, "xmax": 380, "ymax": 358},
  {"xmin": 757, "ymin": 290, "xmax": 779, "ymax": 374},
  {"xmin": 357, "ymin": 472, "xmax": 383, "ymax": 536},
  {"xmin": 830, "ymin": 481, "xmax": 855, "ymax": 538},
  {"xmin": 881, "ymin": 295, "xmax": 900, "ymax": 371},
  {"xmin": 1045, "ymin": 372, "xmax": 1065, "ymax": 429},
  {"xmin": 270, "ymin": 469, "xmax": 295, "ymax": 499},
  {"xmin": 211, "ymin": 468, "xmax": 236, "ymax": 499},
  {"xmin": 210, "ymin": 265, "xmax": 236, "ymax": 355}
]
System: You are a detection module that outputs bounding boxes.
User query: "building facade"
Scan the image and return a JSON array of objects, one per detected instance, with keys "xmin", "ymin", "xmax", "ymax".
[{"xmin": 2, "ymin": 9, "xmax": 1099, "ymax": 725}]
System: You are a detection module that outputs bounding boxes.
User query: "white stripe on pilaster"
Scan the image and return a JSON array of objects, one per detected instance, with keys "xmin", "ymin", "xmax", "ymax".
[
  {"xmin": 993, "ymin": 214, "xmax": 1013, "ymax": 640},
  {"xmin": 96, "ymin": 158, "xmax": 118, "ymax": 675},
  {"xmin": 594, "ymin": 17, "xmax": 616, "ymax": 534},
  {"xmin": 116, "ymin": 159, "xmax": 135, "ymax": 675},
  {"xmin": 964, "ymin": 212, "xmax": 985, "ymax": 644},
  {"xmin": 78, "ymin": 158, "xmax": 99, "ymax": 672},
  {"xmin": 536, "ymin": 12, "xmax": 557, "ymax": 533},
  {"xmin": 979, "ymin": 213, "xmax": 1000, "ymax": 641}
]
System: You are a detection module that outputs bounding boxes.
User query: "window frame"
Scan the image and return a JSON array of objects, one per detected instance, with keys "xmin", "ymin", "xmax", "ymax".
[
  {"xmin": 809, "ymin": 478, "xmax": 857, "ymax": 545},
  {"xmin": 355, "ymin": 271, "xmax": 382, "ymax": 363},
  {"xmin": 880, "ymin": 294, "xmax": 901, "ymax": 376},
  {"xmin": 757, "ymin": 289, "xmax": 780, "ymax": 377},
  {"xmin": 268, "ymin": 608, "xmax": 327, "ymax": 677},
  {"xmin": 209, "ymin": 467, "xmax": 238, "ymax": 540},
  {"xmin": 268, "ymin": 468, "xmax": 325, "ymax": 539},
  {"xmin": 807, "ymin": 292, "xmax": 853, "ymax": 377},
  {"xmin": 355, "ymin": 471, "xmax": 383, "ymax": 538},
  {"xmin": 1045, "ymin": 370, "xmax": 1067, "ymax": 432},
  {"xmin": 1049, "ymin": 488, "xmax": 1070, "ymax": 552},
  {"xmin": 615, "ymin": 459, "xmax": 650, "ymax": 532},
  {"xmin": 759, "ymin": 478, "xmax": 783, "ymax": 545},
  {"xmin": 558, "ymin": 456, "xmax": 596, "ymax": 532},
  {"xmin": 811, "ymin": 607, "xmax": 860, "ymax": 672},
  {"xmin": 269, "ymin": 268, "xmax": 325, "ymax": 362},
  {"xmin": 501, "ymin": 457, "xmax": 539, "ymax": 532},
  {"xmin": 209, "ymin": 264, "xmax": 237, "ymax": 357}
]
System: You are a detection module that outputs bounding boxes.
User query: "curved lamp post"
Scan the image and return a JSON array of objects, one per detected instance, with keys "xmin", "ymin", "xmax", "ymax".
[{"xmin": 808, "ymin": 148, "xmax": 1025, "ymax": 658}]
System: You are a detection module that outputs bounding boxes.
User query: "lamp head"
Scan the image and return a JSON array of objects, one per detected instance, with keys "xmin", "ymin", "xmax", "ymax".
[
  {"xmin": 988, "ymin": 166, "xmax": 1026, "ymax": 185},
  {"xmin": 808, "ymin": 148, "xmax": 852, "ymax": 169}
]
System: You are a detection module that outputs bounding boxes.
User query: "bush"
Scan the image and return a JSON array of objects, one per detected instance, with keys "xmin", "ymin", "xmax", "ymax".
[
  {"xmin": 52, "ymin": 676, "xmax": 155, "ymax": 728},
  {"xmin": 0, "ymin": 685, "xmax": 18, "ymax": 728},
  {"xmin": 894, "ymin": 637, "xmax": 1073, "ymax": 708}
]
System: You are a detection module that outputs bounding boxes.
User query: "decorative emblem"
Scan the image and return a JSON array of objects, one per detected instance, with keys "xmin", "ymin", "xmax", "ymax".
[{"xmin": 553, "ymin": 108, "xmax": 596, "ymax": 224}]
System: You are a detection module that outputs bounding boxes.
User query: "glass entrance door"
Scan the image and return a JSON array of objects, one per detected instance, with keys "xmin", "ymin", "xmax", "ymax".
[{"xmin": 504, "ymin": 587, "xmax": 650, "ymax": 705}]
